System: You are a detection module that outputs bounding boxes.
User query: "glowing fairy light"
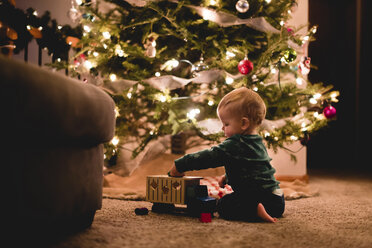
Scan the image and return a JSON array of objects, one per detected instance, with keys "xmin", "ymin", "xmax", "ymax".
[
  {"xmin": 208, "ymin": 100, "xmax": 214, "ymax": 106},
  {"xmin": 115, "ymin": 46, "xmax": 125, "ymax": 57},
  {"xmin": 225, "ymin": 76, "xmax": 234, "ymax": 85},
  {"xmin": 280, "ymin": 20, "xmax": 285, "ymax": 26},
  {"xmin": 38, "ymin": 26, "xmax": 43, "ymax": 31},
  {"xmin": 271, "ymin": 68, "xmax": 277, "ymax": 74},
  {"xmin": 313, "ymin": 93, "xmax": 322, "ymax": 99},
  {"xmin": 102, "ymin": 31, "xmax": 111, "ymax": 39},
  {"xmin": 58, "ymin": 25, "xmax": 62, "ymax": 30},
  {"xmin": 253, "ymin": 86, "xmax": 258, "ymax": 92},
  {"xmin": 26, "ymin": 25, "xmax": 31, "ymax": 30},
  {"xmin": 155, "ymin": 72, "xmax": 161, "ymax": 77},
  {"xmin": 265, "ymin": 0, "xmax": 271, "ymax": 3},
  {"xmin": 301, "ymin": 122, "xmax": 308, "ymax": 132},
  {"xmin": 296, "ymin": 77, "xmax": 304, "ymax": 85},
  {"xmin": 83, "ymin": 60, "xmax": 93, "ymax": 70},
  {"xmin": 187, "ymin": 108, "xmax": 200, "ymax": 119},
  {"xmin": 225, "ymin": 51, "xmax": 236, "ymax": 59},
  {"xmin": 127, "ymin": 92, "xmax": 132, "ymax": 99},
  {"xmin": 111, "ymin": 136, "xmax": 119, "ymax": 146},
  {"xmin": 209, "ymin": 0, "xmax": 218, "ymax": 6},
  {"xmin": 75, "ymin": 0, "xmax": 83, "ymax": 5},
  {"xmin": 290, "ymin": 135, "xmax": 298, "ymax": 141},
  {"xmin": 310, "ymin": 26, "xmax": 317, "ymax": 34},
  {"xmin": 330, "ymin": 91, "xmax": 339, "ymax": 102},
  {"xmin": 83, "ymin": 25, "xmax": 91, "ymax": 32},
  {"xmin": 114, "ymin": 107, "xmax": 120, "ymax": 117},
  {"xmin": 33, "ymin": 10, "xmax": 38, "ymax": 16},
  {"xmin": 201, "ymin": 9, "xmax": 215, "ymax": 21},
  {"xmin": 160, "ymin": 59, "xmax": 179, "ymax": 71},
  {"xmin": 309, "ymin": 98, "xmax": 317, "ymax": 104},
  {"xmin": 93, "ymin": 51, "xmax": 99, "ymax": 57},
  {"xmin": 109, "ymin": 73, "xmax": 117, "ymax": 81},
  {"xmin": 264, "ymin": 132, "xmax": 270, "ymax": 137},
  {"xmin": 158, "ymin": 94, "xmax": 167, "ymax": 102}
]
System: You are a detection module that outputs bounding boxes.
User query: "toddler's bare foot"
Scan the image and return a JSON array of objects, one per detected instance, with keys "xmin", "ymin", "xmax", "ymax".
[{"xmin": 257, "ymin": 203, "xmax": 277, "ymax": 223}]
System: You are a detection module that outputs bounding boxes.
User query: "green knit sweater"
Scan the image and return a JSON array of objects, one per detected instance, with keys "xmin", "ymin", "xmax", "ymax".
[{"xmin": 175, "ymin": 134, "xmax": 280, "ymax": 193}]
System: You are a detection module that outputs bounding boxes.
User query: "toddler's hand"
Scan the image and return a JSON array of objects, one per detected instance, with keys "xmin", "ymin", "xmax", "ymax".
[
  {"xmin": 168, "ymin": 164, "xmax": 185, "ymax": 177},
  {"xmin": 217, "ymin": 174, "xmax": 226, "ymax": 187}
]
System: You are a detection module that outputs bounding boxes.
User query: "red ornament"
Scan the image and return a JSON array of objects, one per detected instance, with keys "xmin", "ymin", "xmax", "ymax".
[
  {"xmin": 238, "ymin": 59, "xmax": 253, "ymax": 75},
  {"xmin": 323, "ymin": 106, "xmax": 337, "ymax": 119}
]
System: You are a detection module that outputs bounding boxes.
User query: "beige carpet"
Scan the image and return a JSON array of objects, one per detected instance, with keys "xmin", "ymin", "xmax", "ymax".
[
  {"xmin": 102, "ymin": 153, "xmax": 319, "ymax": 201},
  {"xmin": 29, "ymin": 168, "xmax": 372, "ymax": 248}
]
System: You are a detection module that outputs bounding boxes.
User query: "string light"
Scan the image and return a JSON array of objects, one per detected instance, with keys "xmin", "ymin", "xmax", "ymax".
[
  {"xmin": 209, "ymin": 0, "xmax": 218, "ymax": 6},
  {"xmin": 187, "ymin": 108, "xmax": 200, "ymax": 119},
  {"xmin": 301, "ymin": 122, "xmax": 307, "ymax": 128},
  {"xmin": 160, "ymin": 59, "xmax": 179, "ymax": 71},
  {"xmin": 102, "ymin": 31, "xmax": 111, "ymax": 39},
  {"xmin": 83, "ymin": 25, "xmax": 91, "ymax": 32},
  {"xmin": 83, "ymin": 60, "xmax": 93, "ymax": 70},
  {"xmin": 208, "ymin": 100, "xmax": 214, "ymax": 106},
  {"xmin": 225, "ymin": 51, "xmax": 236, "ymax": 59},
  {"xmin": 114, "ymin": 107, "xmax": 120, "ymax": 117},
  {"xmin": 313, "ymin": 93, "xmax": 321, "ymax": 99},
  {"xmin": 109, "ymin": 73, "xmax": 117, "ymax": 81},
  {"xmin": 309, "ymin": 98, "xmax": 317, "ymax": 104},
  {"xmin": 111, "ymin": 136, "xmax": 119, "ymax": 146},
  {"xmin": 225, "ymin": 76, "xmax": 234, "ymax": 85},
  {"xmin": 296, "ymin": 77, "xmax": 304, "ymax": 85}
]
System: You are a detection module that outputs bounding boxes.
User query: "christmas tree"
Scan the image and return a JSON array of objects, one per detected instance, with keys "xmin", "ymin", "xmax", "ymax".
[{"xmin": 65, "ymin": 0, "xmax": 339, "ymax": 164}]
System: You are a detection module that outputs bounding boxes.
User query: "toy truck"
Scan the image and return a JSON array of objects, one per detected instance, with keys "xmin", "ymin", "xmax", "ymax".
[{"xmin": 145, "ymin": 175, "xmax": 217, "ymax": 217}]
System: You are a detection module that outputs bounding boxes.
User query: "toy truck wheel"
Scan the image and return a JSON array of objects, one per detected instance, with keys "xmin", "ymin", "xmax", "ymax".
[{"xmin": 151, "ymin": 203, "xmax": 175, "ymax": 213}]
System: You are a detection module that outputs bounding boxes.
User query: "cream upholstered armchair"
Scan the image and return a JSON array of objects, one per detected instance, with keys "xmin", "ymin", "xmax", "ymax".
[{"xmin": 0, "ymin": 55, "xmax": 116, "ymax": 235}]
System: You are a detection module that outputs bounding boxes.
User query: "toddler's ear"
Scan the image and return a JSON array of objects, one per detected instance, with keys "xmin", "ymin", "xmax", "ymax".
[{"xmin": 241, "ymin": 117, "xmax": 250, "ymax": 130}]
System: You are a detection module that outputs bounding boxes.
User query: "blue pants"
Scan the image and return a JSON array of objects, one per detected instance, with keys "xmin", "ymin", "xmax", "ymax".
[{"xmin": 216, "ymin": 189, "xmax": 285, "ymax": 221}]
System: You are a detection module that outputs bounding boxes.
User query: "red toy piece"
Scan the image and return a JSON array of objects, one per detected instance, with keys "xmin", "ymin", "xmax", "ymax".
[{"xmin": 199, "ymin": 213, "xmax": 212, "ymax": 223}]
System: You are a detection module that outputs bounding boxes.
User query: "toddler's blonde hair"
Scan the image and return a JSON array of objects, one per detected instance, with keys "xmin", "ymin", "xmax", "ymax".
[{"xmin": 217, "ymin": 87, "xmax": 266, "ymax": 126}]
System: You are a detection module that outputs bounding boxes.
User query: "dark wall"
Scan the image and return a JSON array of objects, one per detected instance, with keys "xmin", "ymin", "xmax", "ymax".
[{"xmin": 307, "ymin": 0, "xmax": 368, "ymax": 171}]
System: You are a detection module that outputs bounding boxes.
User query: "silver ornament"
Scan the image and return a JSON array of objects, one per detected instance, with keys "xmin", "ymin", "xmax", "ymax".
[{"xmin": 236, "ymin": 0, "xmax": 250, "ymax": 13}]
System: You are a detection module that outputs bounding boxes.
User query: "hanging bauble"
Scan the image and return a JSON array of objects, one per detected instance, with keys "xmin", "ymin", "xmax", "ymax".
[
  {"xmin": 67, "ymin": 7, "xmax": 81, "ymax": 22},
  {"xmin": 300, "ymin": 131, "xmax": 310, "ymax": 146},
  {"xmin": 144, "ymin": 34, "xmax": 158, "ymax": 58},
  {"xmin": 283, "ymin": 48, "xmax": 297, "ymax": 63},
  {"xmin": 236, "ymin": 0, "xmax": 250, "ymax": 13},
  {"xmin": 238, "ymin": 59, "xmax": 254, "ymax": 75},
  {"xmin": 298, "ymin": 56, "xmax": 311, "ymax": 75},
  {"xmin": 323, "ymin": 105, "xmax": 337, "ymax": 119},
  {"xmin": 82, "ymin": 13, "xmax": 95, "ymax": 21},
  {"xmin": 192, "ymin": 56, "xmax": 209, "ymax": 76},
  {"xmin": 172, "ymin": 60, "xmax": 193, "ymax": 78}
]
